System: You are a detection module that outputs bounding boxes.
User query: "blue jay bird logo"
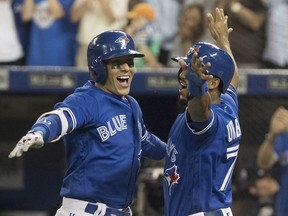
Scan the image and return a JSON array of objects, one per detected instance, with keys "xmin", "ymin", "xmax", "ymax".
[
  {"xmin": 164, "ymin": 165, "xmax": 180, "ymax": 195},
  {"xmin": 187, "ymin": 44, "xmax": 200, "ymax": 56},
  {"xmin": 115, "ymin": 36, "xmax": 130, "ymax": 49}
]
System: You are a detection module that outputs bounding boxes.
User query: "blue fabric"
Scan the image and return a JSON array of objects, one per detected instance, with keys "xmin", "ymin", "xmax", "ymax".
[
  {"xmin": 164, "ymin": 85, "xmax": 241, "ymax": 216},
  {"xmin": 47, "ymin": 81, "xmax": 166, "ymax": 208},
  {"xmin": 185, "ymin": 65, "xmax": 208, "ymax": 97},
  {"xmin": 26, "ymin": 0, "xmax": 75, "ymax": 66},
  {"xmin": 274, "ymin": 132, "xmax": 288, "ymax": 216}
]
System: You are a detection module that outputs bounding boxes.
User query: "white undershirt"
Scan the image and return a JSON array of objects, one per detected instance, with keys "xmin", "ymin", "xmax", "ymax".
[{"xmin": 0, "ymin": 1, "xmax": 24, "ymax": 62}]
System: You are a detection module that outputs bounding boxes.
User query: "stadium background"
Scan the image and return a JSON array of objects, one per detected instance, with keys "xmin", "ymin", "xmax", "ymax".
[{"xmin": 0, "ymin": 67, "xmax": 287, "ymax": 216}]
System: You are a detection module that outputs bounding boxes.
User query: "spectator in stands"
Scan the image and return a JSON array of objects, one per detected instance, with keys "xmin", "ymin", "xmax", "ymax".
[
  {"xmin": 232, "ymin": 166, "xmax": 279, "ymax": 216},
  {"xmin": 169, "ymin": 3, "xmax": 214, "ymax": 62},
  {"xmin": 257, "ymin": 106, "xmax": 288, "ymax": 216},
  {"xmin": 217, "ymin": 0, "xmax": 266, "ymax": 68},
  {"xmin": 70, "ymin": 0, "xmax": 129, "ymax": 67},
  {"xmin": 0, "ymin": 0, "xmax": 26, "ymax": 66},
  {"xmin": 178, "ymin": 4, "xmax": 205, "ymax": 55},
  {"xmin": 125, "ymin": 2, "xmax": 162, "ymax": 68},
  {"xmin": 144, "ymin": 0, "xmax": 181, "ymax": 67},
  {"xmin": 259, "ymin": 0, "xmax": 288, "ymax": 69},
  {"xmin": 12, "ymin": 0, "xmax": 31, "ymax": 64},
  {"xmin": 220, "ymin": 0, "xmax": 288, "ymax": 69},
  {"xmin": 249, "ymin": 169, "xmax": 279, "ymax": 216},
  {"xmin": 22, "ymin": 0, "xmax": 76, "ymax": 66}
]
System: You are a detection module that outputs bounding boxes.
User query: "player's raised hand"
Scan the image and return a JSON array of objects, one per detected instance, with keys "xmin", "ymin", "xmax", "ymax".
[
  {"xmin": 8, "ymin": 131, "xmax": 44, "ymax": 158},
  {"xmin": 269, "ymin": 106, "xmax": 288, "ymax": 137},
  {"xmin": 178, "ymin": 52, "xmax": 213, "ymax": 98},
  {"xmin": 189, "ymin": 51, "xmax": 212, "ymax": 80},
  {"xmin": 207, "ymin": 8, "xmax": 233, "ymax": 46}
]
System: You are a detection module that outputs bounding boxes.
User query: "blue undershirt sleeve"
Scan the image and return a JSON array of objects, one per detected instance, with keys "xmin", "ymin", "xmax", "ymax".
[
  {"xmin": 187, "ymin": 111, "xmax": 213, "ymax": 132},
  {"xmin": 31, "ymin": 112, "xmax": 73, "ymax": 143}
]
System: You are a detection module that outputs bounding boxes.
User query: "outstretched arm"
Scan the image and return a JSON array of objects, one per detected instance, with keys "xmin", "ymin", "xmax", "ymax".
[
  {"xmin": 184, "ymin": 8, "xmax": 234, "ymax": 122},
  {"xmin": 207, "ymin": 8, "xmax": 239, "ymax": 90}
]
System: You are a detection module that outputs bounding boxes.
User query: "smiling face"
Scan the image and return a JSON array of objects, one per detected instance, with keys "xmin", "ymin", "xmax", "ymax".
[
  {"xmin": 178, "ymin": 69, "xmax": 189, "ymax": 101},
  {"xmin": 97, "ymin": 56, "xmax": 136, "ymax": 97}
]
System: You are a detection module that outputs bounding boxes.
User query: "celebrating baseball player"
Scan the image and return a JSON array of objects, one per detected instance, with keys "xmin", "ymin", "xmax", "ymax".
[
  {"xmin": 8, "ymin": 30, "xmax": 166, "ymax": 216},
  {"xmin": 163, "ymin": 8, "xmax": 241, "ymax": 216}
]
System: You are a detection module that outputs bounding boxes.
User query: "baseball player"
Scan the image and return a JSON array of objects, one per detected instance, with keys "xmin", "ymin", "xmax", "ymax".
[
  {"xmin": 8, "ymin": 30, "xmax": 166, "ymax": 216},
  {"xmin": 163, "ymin": 8, "xmax": 241, "ymax": 216},
  {"xmin": 257, "ymin": 106, "xmax": 288, "ymax": 216}
]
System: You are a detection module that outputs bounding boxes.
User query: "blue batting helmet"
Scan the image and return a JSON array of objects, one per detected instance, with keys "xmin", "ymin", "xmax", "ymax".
[
  {"xmin": 172, "ymin": 42, "xmax": 235, "ymax": 93},
  {"xmin": 87, "ymin": 30, "xmax": 144, "ymax": 83}
]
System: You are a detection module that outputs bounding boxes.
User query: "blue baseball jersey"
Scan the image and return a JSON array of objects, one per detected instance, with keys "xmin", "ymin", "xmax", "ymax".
[
  {"xmin": 274, "ymin": 132, "xmax": 288, "ymax": 216},
  {"xmin": 48, "ymin": 81, "xmax": 166, "ymax": 208},
  {"xmin": 163, "ymin": 85, "xmax": 241, "ymax": 216}
]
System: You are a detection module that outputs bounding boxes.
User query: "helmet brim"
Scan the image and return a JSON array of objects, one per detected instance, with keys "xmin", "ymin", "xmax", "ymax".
[
  {"xmin": 171, "ymin": 56, "xmax": 191, "ymax": 65},
  {"xmin": 102, "ymin": 49, "xmax": 144, "ymax": 61}
]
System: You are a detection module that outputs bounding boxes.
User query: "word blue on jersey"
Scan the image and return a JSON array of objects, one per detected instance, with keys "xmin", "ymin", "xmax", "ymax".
[
  {"xmin": 35, "ymin": 81, "xmax": 166, "ymax": 209},
  {"xmin": 163, "ymin": 85, "xmax": 241, "ymax": 216}
]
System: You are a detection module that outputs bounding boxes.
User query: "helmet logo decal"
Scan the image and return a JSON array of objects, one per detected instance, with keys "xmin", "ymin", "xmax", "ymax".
[
  {"xmin": 187, "ymin": 45, "xmax": 200, "ymax": 56},
  {"xmin": 115, "ymin": 36, "xmax": 130, "ymax": 49}
]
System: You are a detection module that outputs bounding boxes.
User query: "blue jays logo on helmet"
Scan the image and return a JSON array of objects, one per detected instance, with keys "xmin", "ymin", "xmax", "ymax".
[
  {"xmin": 187, "ymin": 45, "xmax": 200, "ymax": 56},
  {"xmin": 115, "ymin": 36, "xmax": 130, "ymax": 49},
  {"xmin": 172, "ymin": 42, "xmax": 235, "ymax": 93},
  {"xmin": 87, "ymin": 30, "xmax": 144, "ymax": 83}
]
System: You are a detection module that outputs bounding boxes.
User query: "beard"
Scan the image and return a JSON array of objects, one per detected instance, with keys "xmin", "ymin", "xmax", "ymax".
[{"xmin": 176, "ymin": 97, "xmax": 187, "ymax": 113}]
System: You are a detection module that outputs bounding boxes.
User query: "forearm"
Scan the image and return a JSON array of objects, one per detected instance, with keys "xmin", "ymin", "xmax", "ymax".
[
  {"xmin": 230, "ymin": 2, "xmax": 265, "ymax": 31},
  {"xmin": 139, "ymin": 45, "xmax": 161, "ymax": 67},
  {"xmin": 99, "ymin": 0, "xmax": 116, "ymax": 23},
  {"xmin": 207, "ymin": 8, "xmax": 239, "ymax": 90},
  {"xmin": 187, "ymin": 93, "xmax": 211, "ymax": 122},
  {"xmin": 217, "ymin": 38, "xmax": 239, "ymax": 90},
  {"xmin": 21, "ymin": 0, "xmax": 34, "ymax": 22},
  {"xmin": 48, "ymin": 0, "xmax": 65, "ymax": 19},
  {"xmin": 70, "ymin": 0, "xmax": 90, "ymax": 23},
  {"xmin": 257, "ymin": 133, "xmax": 277, "ymax": 169}
]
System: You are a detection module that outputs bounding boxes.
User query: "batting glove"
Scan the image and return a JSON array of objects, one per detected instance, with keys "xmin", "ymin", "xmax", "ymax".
[{"xmin": 8, "ymin": 131, "xmax": 44, "ymax": 158}]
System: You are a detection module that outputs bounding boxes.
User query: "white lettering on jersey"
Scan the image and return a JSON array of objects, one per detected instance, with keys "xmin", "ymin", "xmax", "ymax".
[
  {"xmin": 226, "ymin": 118, "xmax": 241, "ymax": 142},
  {"xmin": 167, "ymin": 138, "xmax": 178, "ymax": 163},
  {"xmin": 97, "ymin": 115, "xmax": 127, "ymax": 141}
]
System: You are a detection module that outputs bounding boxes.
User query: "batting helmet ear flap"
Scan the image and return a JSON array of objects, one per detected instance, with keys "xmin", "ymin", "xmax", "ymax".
[{"xmin": 88, "ymin": 55, "xmax": 107, "ymax": 84}]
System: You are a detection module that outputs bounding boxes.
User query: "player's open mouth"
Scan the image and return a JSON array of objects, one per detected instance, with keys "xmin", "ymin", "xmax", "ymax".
[{"xmin": 117, "ymin": 75, "xmax": 130, "ymax": 87}]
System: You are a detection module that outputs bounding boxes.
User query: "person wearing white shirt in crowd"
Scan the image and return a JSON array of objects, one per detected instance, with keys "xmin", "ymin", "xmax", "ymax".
[
  {"xmin": 0, "ymin": 0, "xmax": 25, "ymax": 66},
  {"xmin": 70, "ymin": 0, "xmax": 129, "ymax": 67}
]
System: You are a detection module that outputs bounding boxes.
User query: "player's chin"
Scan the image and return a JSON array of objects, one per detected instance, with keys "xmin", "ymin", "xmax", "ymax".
[
  {"xmin": 179, "ymin": 90, "xmax": 188, "ymax": 102},
  {"xmin": 117, "ymin": 87, "xmax": 131, "ymax": 97},
  {"xmin": 177, "ymin": 97, "xmax": 187, "ymax": 113}
]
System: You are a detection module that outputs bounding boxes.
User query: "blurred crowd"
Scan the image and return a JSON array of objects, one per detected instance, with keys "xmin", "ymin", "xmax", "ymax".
[{"xmin": 1, "ymin": 0, "xmax": 288, "ymax": 69}]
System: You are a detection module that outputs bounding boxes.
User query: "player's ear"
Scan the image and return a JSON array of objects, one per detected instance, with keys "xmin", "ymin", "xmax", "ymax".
[{"xmin": 208, "ymin": 77, "xmax": 220, "ymax": 91}]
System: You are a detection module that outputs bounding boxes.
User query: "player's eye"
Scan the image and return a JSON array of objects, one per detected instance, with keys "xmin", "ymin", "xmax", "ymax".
[
  {"xmin": 128, "ymin": 61, "xmax": 134, "ymax": 68},
  {"xmin": 111, "ymin": 65, "xmax": 120, "ymax": 69},
  {"xmin": 110, "ymin": 61, "xmax": 134, "ymax": 69}
]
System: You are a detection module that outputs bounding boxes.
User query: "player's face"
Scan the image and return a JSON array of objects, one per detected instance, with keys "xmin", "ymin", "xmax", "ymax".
[
  {"xmin": 178, "ymin": 70, "xmax": 189, "ymax": 101},
  {"xmin": 102, "ymin": 57, "xmax": 135, "ymax": 97}
]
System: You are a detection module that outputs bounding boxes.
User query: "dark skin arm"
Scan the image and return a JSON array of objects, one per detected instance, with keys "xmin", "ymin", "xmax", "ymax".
[{"xmin": 182, "ymin": 8, "xmax": 236, "ymax": 122}]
